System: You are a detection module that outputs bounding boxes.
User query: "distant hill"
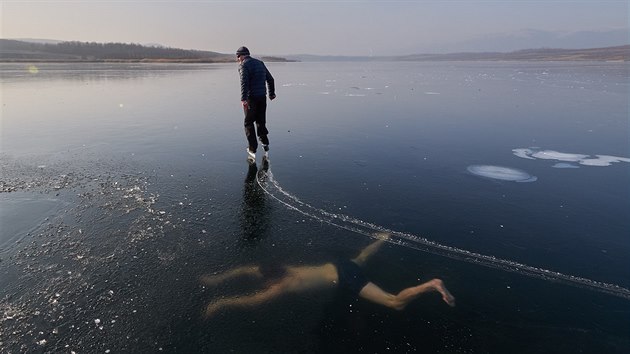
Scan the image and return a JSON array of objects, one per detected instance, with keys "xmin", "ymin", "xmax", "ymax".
[
  {"xmin": 12, "ymin": 38, "xmax": 65, "ymax": 45},
  {"xmin": 1, "ymin": 39, "xmax": 626, "ymax": 62},
  {"xmin": 397, "ymin": 45, "xmax": 630, "ymax": 62},
  {"xmin": 0, "ymin": 40, "xmax": 293, "ymax": 63},
  {"xmin": 427, "ymin": 29, "xmax": 628, "ymax": 53},
  {"xmin": 287, "ymin": 45, "xmax": 630, "ymax": 62}
]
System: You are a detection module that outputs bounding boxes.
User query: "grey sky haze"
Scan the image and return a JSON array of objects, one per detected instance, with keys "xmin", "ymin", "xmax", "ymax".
[{"xmin": 2, "ymin": 1, "xmax": 628, "ymax": 55}]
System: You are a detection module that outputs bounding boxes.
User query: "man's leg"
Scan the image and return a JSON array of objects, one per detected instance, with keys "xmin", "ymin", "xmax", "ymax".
[
  {"xmin": 244, "ymin": 103, "xmax": 258, "ymax": 152},
  {"xmin": 358, "ymin": 279, "xmax": 456, "ymax": 310},
  {"xmin": 253, "ymin": 97, "xmax": 269, "ymax": 148},
  {"xmin": 204, "ymin": 275, "xmax": 293, "ymax": 318},
  {"xmin": 200, "ymin": 265, "xmax": 263, "ymax": 287}
]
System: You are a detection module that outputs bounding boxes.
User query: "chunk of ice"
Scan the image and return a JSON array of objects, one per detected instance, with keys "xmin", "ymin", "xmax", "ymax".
[{"xmin": 467, "ymin": 165, "xmax": 537, "ymax": 182}]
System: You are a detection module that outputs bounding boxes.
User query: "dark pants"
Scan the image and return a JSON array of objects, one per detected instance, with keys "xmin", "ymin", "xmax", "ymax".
[{"xmin": 244, "ymin": 96, "xmax": 269, "ymax": 153}]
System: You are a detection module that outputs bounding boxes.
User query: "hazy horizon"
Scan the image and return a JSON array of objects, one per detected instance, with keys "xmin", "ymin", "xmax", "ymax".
[{"xmin": 2, "ymin": 1, "xmax": 628, "ymax": 56}]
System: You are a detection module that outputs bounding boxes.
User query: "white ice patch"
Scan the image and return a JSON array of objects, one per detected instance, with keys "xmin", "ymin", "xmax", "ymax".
[
  {"xmin": 579, "ymin": 155, "xmax": 630, "ymax": 167},
  {"xmin": 531, "ymin": 150, "xmax": 588, "ymax": 162},
  {"xmin": 512, "ymin": 148, "xmax": 535, "ymax": 160},
  {"xmin": 467, "ymin": 165, "xmax": 537, "ymax": 182},
  {"xmin": 552, "ymin": 163, "xmax": 579, "ymax": 169},
  {"xmin": 513, "ymin": 148, "xmax": 630, "ymax": 167}
]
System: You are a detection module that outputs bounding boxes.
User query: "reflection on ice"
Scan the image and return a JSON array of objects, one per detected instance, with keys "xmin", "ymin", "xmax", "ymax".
[
  {"xmin": 513, "ymin": 148, "xmax": 630, "ymax": 167},
  {"xmin": 201, "ymin": 235, "xmax": 456, "ymax": 318},
  {"xmin": 467, "ymin": 165, "xmax": 537, "ymax": 182}
]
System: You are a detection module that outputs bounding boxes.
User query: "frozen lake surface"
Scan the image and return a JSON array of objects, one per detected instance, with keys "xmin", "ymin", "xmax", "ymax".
[{"xmin": 1, "ymin": 61, "xmax": 629, "ymax": 353}]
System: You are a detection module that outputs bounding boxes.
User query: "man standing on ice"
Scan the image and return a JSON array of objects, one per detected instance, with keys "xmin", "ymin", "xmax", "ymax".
[{"xmin": 236, "ymin": 46, "xmax": 276, "ymax": 163}]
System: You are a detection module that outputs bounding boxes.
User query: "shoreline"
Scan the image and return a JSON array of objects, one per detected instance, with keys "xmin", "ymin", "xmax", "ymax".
[
  {"xmin": 0, "ymin": 58, "xmax": 627, "ymax": 63},
  {"xmin": 0, "ymin": 58, "xmax": 298, "ymax": 64}
]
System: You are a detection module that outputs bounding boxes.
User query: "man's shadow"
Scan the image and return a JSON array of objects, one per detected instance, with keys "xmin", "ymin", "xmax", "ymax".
[{"xmin": 240, "ymin": 159, "xmax": 270, "ymax": 240}]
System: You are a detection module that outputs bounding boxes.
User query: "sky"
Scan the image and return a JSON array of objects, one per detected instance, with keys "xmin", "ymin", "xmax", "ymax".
[{"xmin": 2, "ymin": 0, "xmax": 628, "ymax": 56}]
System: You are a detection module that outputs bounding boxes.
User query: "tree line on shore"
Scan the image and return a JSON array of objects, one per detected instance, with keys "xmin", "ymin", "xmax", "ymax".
[{"xmin": 0, "ymin": 39, "xmax": 231, "ymax": 61}]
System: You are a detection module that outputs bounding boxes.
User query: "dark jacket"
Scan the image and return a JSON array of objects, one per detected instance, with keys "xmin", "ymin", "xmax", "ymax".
[{"xmin": 238, "ymin": 57, "xmax": 275, "ymax": 101}]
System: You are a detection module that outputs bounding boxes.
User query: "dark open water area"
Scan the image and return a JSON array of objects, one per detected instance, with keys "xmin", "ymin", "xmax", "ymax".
[{"xmin": 1, "ymin": 61, "xmax": 629, "ymax": 353}]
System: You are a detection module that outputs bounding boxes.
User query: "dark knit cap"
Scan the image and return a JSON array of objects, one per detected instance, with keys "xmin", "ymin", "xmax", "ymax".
[{"xmin": 236, "ymin": 46, "xmax": 250, "ymax": 56}]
